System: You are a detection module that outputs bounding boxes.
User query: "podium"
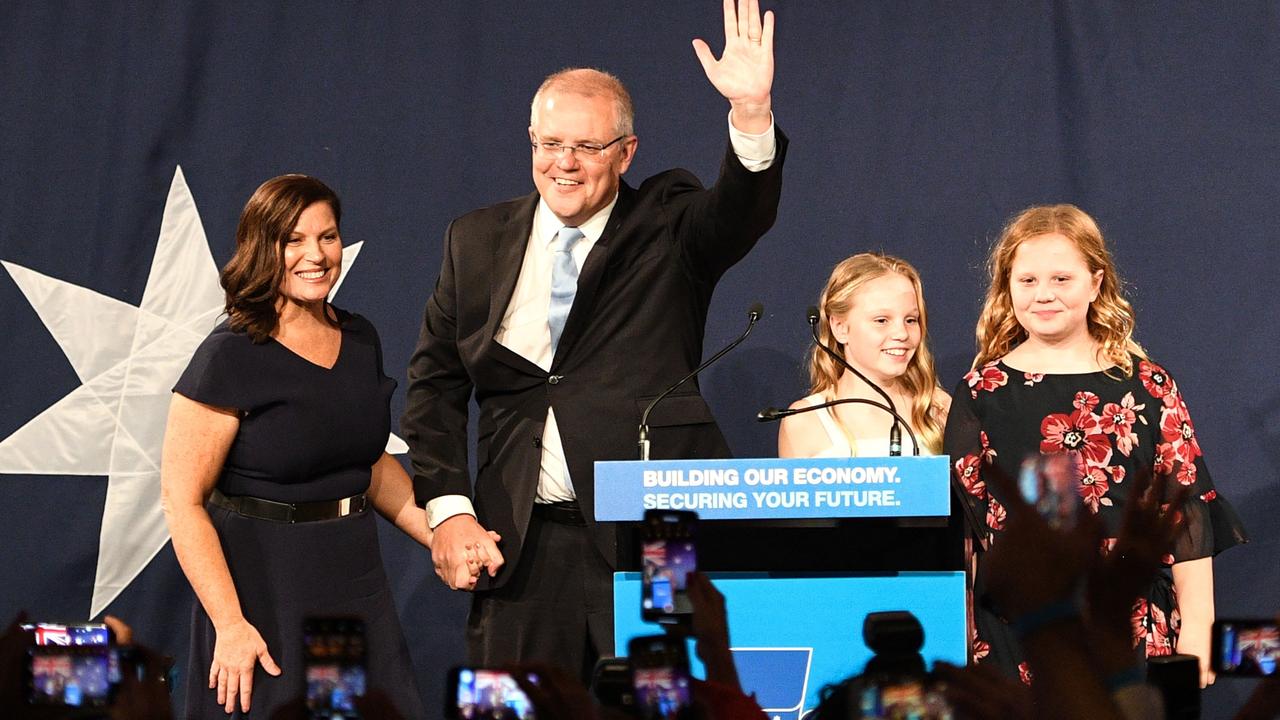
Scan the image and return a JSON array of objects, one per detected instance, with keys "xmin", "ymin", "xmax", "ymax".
[{"xmin": 596, "ymin": 457, "xmax": 966, "ymax": 720}]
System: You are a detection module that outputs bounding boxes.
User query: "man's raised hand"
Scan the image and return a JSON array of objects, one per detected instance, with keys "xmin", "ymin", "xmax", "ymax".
[{"xmin": 693, "ymin": 0, "xmax": 775, "ymax": 133}]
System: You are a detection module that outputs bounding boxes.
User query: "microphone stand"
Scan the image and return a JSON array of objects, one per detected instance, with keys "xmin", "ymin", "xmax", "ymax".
[
  {"xmin": 757, "ymin": 395, "xmax": 988, "ymax": 553},
  {"xmin": 638, "ymin": 303, "xmax": 763, "ymax": 461},
  {"xmin": 757, "ymin": 397, "xmax": 920, "ymax": 456},
  {"xmin": 773, "ymin": 310, "xmax": 990, "ymax": 553}
]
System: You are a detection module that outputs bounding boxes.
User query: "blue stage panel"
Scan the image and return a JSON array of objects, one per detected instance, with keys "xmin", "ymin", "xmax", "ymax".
[{"xmin": 614, "ymin": 571, "xmax": 966, "ymax": 719}]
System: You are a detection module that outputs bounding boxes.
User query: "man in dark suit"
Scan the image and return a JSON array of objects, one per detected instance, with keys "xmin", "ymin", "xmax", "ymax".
[{"xmin": 403, "ymin": 0, "xmax": 785, "ymax": 677}]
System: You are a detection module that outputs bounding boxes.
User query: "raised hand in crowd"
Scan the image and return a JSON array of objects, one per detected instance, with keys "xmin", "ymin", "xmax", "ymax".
[
  {"xmin": 979, "ymin": 459, "xmax": 1127, "ymax": 720},
  {"xmin": 683, "ymin": 572, "xmax": 740, "ymax": 690},
  {"xmin": 1083, "ymin": 464, "xmax": 1191, "ymax": 686},
  {"xmin": 934, "ymin": 659, "xmax": 1032, "ymax": 720},
  {"xmin": 513, "ymin": 664, "xmax": 605, "ymax": 720},
  {"xmin": 670, "ymin": 572, "xmax": 767, "ymax": 720},
  {"xmin": 0, "ymin": 613, "xmax": 51, "ymax": 720},
  {"xmin": 109, "ymin": 649, "xmax": 174, "ymax": 720},
  {"xmin": 0, "ymin": 613, "xmax": 173, "ymax": 720},
  {"xmin": 98, "ymin": 615, "xmax": 173, "ymax": 720},
  {"xmin": 977, "ymin": 457, "xmax": 1203, "ymax": 720}
]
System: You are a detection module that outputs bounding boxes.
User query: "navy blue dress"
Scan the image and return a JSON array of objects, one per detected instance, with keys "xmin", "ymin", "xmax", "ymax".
[{"xmin": 174, "ymin": 309, "xmax": 424, "ymax": 718}]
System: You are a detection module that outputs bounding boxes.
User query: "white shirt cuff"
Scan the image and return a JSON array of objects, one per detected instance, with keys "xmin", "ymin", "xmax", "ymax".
[
  {"xmin": 425, "ymin": 494, "xmax": 476, "ymax": 529},
  {"xmin": 727, "ymin": 110, "xmax": 777, "ymax": 172}
]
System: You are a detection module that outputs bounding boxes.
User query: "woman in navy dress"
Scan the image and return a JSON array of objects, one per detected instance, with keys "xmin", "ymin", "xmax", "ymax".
[
  {"xmin": 161, "ymin": 175, "xmax": 484, "ymax": 718},
  {"xmin": 944, "ymin": 204, "xmax": 1247, "ymax": 688}
]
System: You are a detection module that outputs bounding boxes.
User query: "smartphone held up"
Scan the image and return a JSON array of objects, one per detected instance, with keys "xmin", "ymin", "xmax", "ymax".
[
  {"xmin": 22, "ymin": 620, "xmax": 165, "ymax": 711},
  {"xmin": 27, "ymin": 644, "xmax": 114, "ymax": 710},
  {"xmin": 446, "ymin": 667, "xmax": 537, "ymax": 719},
  {"xmin": 1018, "ymin": 452, "xmax": 1083, "ymax": 529},
  {"xmin": 641, "ymin": 509, "xmax": 698, "ymax": 625},
  {"xmin": 1213, "ymin": 618, "xmax": 1279, "ymax": 677},
  {"xmin": 305, "ymin": 617, "xmax": 367, "ymax": 719},
  {"xmin": 629, "ymin": 634, "xmax": 693, "ymax": 720}
]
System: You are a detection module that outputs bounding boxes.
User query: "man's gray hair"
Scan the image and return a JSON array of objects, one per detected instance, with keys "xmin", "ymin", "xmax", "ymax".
[{"xmin": 530, "ymin": 67, "xmax": 635, "ymax": 137}]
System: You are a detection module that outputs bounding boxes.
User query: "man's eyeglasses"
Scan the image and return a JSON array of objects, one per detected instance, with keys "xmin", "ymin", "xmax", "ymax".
[{"xmin": 530, "ymin": 135, "xmax": 628, "ymax": 161}]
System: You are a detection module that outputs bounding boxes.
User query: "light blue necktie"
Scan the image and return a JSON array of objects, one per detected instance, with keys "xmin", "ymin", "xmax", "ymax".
[{"xmin": 547, "ymin": 226, "xmax": 583, "ymax": 353}]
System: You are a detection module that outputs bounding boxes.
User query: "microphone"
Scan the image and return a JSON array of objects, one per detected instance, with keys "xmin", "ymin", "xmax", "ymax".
[
  {"xmin": 806, "ymin": 306, "xmax": 903, "ymax": 456},
  {"xmin": 761, "ymin": 395, "xmax": 990, "ymax": 551},
  {"xmin": 790, "ymin": 312, "xmax": 990, "ymax": 551},
  {"xmin": 757, "ymin": 397, "xmax": 920, "ymax": 455},
  {"xmin": 639, "ymin": 303, "xmax": 763, "ymax": 461}
]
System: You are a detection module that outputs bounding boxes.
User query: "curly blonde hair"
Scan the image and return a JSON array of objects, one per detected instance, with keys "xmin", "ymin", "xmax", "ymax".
[
  {"xmin": 973, "ymin": 204, "xmax": 1146, "ymax": 375},
  {"xmin": 809, "ymin": 253, "xmax": 945, "ymax": 454}
]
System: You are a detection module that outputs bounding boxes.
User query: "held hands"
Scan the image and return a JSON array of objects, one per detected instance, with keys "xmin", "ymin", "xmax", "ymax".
[
  {"xmin": 430, "ymin": 514, "xmax": 504, "ymax": 591},
  {"xmin": 209, "ymin": 618, "xmax": 280, "ymax": 715},
  {"xmin": 693, "ymin": 0, "xmax": 774, "ymax": 132}
]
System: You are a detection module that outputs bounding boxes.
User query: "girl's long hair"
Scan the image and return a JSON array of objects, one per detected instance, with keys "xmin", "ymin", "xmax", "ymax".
[
  {"xmin": 809, "ymin": 253, "xmax": 945, "ymax": 454},
  {"xmin": 973, "ymin": 204, "xmax": 1145, "ymax": 375}
]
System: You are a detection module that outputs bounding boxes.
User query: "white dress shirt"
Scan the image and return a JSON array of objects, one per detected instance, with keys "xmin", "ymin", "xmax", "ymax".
[{"xmin": 426, "ymin": 111, "xmax": 778, "ymax": 528}]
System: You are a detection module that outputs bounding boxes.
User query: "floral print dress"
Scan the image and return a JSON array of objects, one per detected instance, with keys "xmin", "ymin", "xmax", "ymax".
[{"xmin": 943, "ymin": 355, "xmax": 1248, "ymax": 681}]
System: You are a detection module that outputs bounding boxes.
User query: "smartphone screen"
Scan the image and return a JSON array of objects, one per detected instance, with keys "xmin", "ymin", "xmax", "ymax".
[
  {"xmin": 1018, "ymin": 453, "xmax": 1081, "ymax": 529},
  {"xmin": 28, "ymin": 645, "xmax": 113, "ymax": 708},
  {"xmin": 22, "ymin": 622, "xmax": 110, "ymax": 647},
  {"xmin": 304, "ymin": 618, "xmax": 366, "ymax": 719},
  {"xmin": 629, "ymin": 635, "xmax": 691, "ymax": 720},
  {"xmin": 856, "ymin": 677, "xmax": 953, "ymax": 720},
  {"xmin": 1213, "ymin": 619, "xmax": 1279, "ymax": 677},
  {"xmin": 641, "ymin": 510, "xmax": 697, "ymax": 624},
  {"xmin": 448, "ymin": 667, "xmax": 537, "ymax": 719}
]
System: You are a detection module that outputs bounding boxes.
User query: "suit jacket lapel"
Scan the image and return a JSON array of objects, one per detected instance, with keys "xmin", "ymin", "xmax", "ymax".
[
  {"xmin": 551, "ymin": 182, "xmax": 634, "ymax": 367},
  {"xmin": 485, "ymin": 193, "xmax": 545, "ymax": 374},
  {"xmin": 487, "ymin": 193, "xmax": 538, "ymax": 339}
]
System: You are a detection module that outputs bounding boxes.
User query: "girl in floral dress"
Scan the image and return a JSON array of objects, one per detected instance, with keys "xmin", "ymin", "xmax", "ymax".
[{"xmin": 943, "ymin": 204, "xmax": 1247, "ymax": 687}]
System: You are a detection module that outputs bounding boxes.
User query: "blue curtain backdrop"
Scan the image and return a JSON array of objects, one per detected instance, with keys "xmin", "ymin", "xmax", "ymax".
[{"xmin": 2, "ymin": 2, "xmax": 1277, "ymax": 717}]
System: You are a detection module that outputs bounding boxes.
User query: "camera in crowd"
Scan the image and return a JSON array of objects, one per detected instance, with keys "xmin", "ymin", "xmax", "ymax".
[{"xmin": 811, "ymin": 611, "xmax": 953, "ymax": 720}]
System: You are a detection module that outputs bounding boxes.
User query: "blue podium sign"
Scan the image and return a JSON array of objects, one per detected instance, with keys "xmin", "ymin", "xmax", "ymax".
[
  {"xmin": 594, "ymin": 456, "xmax": 950, "ymax": 521},
  {"xmin": 614, "ymin": 571, "xmax": 967, "ymax": 720}
]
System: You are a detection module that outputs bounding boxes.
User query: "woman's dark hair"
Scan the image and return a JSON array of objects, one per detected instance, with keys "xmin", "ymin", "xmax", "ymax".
[{"xmin": 221, "ymin": 174, "xmax": 341, "ymax": 342}]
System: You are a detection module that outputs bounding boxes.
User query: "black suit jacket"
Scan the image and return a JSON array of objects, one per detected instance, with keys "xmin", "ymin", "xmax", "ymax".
[{"xmin": 403, "ymin": 132, "xmax": 788, "ymax": 589}]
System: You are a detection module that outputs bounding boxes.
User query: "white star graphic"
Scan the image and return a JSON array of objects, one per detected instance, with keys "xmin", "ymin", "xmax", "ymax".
[{"xmin": 0, "ymin": 167, "xmax": 405, "ymax": 617}]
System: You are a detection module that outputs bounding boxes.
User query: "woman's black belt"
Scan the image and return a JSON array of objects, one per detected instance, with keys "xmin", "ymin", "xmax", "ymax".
[{"xmin": 209, "ymin": 488, "xmax": 368, "ymax": 523}]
